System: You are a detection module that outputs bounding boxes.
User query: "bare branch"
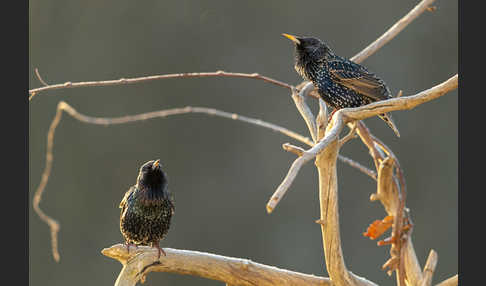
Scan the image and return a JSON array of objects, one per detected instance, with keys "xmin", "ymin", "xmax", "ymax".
[
  {"xmin": 344, "ymin": 75, "xmax": 458, "ymax": 121},
  {"xmin": 28, "ymin": 71, "xmax": 292, "ymax": 101},
  {"xmin": 266, "ymin": 114, "xmax": 345, "ymax": 213},
  {"xmin": 350, "ymin": 0, "xmax": 437, "ymax": 64},
  {"xmin": 283, "ymin": 143, "xmax": 305, "ymax": 156},
  {"xmin": 291, "ymin": 83, "xmax": 318, "ymax": 142},
  {"xmin": 101, "ymin": 244, "xmax": 332, "ymax": 286},
  {"xmin": 339, "ymin": 123, "xmax": 357, "ymax": 147},
  {"xmin": 316, "ymin": 98, "xmax": 329, "ymax": 139},
  {"xmin": 314, "ymin": 126, "xmax": 376, "ymax": 286},
  {"xmin": 420, "ymin": 250, "xmax": 438, "ymax": 286},
  {"xmin": 338, "ymin": 155, "xmax": 377, "ymax": 181},
  {"xmin": 35, "ymin": 68, "xmax": 49, "ymax": 86},
  {"xmin": 435, "ymin": 275, "xmax": 458, "ymax": 286},
  {"xmin": 266, "ymin": 75, "xmax": 457, "ymax": 213},
  {"xmin": 358, "ymin": 120, "xmax": 430, "ymax": 286},
  {"xmin": 33, "ymin": 106, "xmax": 63, "ymax": 262}
]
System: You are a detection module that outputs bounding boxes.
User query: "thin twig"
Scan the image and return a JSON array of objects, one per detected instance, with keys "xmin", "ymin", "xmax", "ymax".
[
  {"xmin": 350, "ymin": 0, "xmax": 437, "ymax": 64},
  {"xmin": 33, "ymin": 107, "xmax": 63, "ymax": 262},
  {"xmin": 338, "ymin": 155, "xmax": 377, "ymax": 180},
  {"xmin": 101, "ymin": 244, "xmax": 332, "ymax": 286},
  {"xmin": 339, "ymin": 122, "xmax": 357, "ymax": 147},
  {"xmin": 35, "ymin": 68, "xmax": 49, "ymax": 86},
  {"xmin": 28, "ymin": 71, "xmax": 292, "ymax": 101}
]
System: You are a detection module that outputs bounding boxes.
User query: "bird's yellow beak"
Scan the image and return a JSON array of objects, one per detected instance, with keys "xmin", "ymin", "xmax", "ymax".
[
  {"xmin": 153, "ymin": 159, "xmax": 160, "ymax": 168},
  {"xmin": 282, "ymin": 33, "xmax": 300, "ymax": 45}
]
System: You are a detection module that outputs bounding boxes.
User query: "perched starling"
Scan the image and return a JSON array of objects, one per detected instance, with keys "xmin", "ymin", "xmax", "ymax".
[
  {"xmin": 282, "ymin": 33, "xmax": 400, "ymax": 137},
  {"xmin": 119, "ymin": 159, "xmax": 174, "ymax": 258}
]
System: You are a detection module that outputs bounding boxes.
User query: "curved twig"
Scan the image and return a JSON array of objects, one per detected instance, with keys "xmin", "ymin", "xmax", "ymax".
[{"xmin": 35, "ymin": 68, "xmax": 49, "ymax": 86}]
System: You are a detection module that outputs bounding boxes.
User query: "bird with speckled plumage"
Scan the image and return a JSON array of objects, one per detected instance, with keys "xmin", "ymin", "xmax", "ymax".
[
  {"xmin": 282, "ymin": 33, "xmax": 400, "ymax": 137},
  {"xmin": 119, "ymin": 159, "xmax": 174, "ymax": 259}
]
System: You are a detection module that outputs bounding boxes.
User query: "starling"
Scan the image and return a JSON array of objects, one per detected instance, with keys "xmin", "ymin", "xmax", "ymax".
[
  {"xmin": 282, "ymin": 33, "xmax": 400, "ymax": 137},
  {"xmin": 119, "ymin": 159, "xmax": 174, "ymax": 258}
]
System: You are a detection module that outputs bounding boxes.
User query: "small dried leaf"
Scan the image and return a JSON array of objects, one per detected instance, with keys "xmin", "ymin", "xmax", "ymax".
[{"xmin": 363, "ymin": 215, "xmax": 394, "ymax": 240}]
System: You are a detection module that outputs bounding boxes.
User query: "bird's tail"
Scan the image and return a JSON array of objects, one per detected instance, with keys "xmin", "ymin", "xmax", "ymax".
[{"xmin": 379, "ymin": 113, "xmax": 400, "ymax": 138}]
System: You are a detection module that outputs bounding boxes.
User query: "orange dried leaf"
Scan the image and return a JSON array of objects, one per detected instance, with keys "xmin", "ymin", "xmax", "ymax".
[{"xmin": 363, "ymin": 215, "xmax": 394, "ymax": 240}]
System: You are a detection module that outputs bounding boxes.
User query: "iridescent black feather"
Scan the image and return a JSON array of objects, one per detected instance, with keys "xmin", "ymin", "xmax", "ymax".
[
  {"xmin": 283, "ymin": 34, "xmax": 400, "ymax": 137},
  {"xmin": 119, "ymin": 159, "xmax": 174, "ymax": 258}
]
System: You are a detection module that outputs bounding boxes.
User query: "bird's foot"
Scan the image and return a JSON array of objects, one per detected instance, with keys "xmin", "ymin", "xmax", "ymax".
[
  {"xmin": 151, "ymin": 241, "xmax": 166, "ymax": 260},
  {"xmin": 124, "ymin": 242, "xmax": 138, "ymax": 254}
]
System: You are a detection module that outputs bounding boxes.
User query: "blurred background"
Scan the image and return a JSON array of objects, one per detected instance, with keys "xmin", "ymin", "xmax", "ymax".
[{"xmin": 29, "ymin": 1, "xmax": 457, "ymax": 285}]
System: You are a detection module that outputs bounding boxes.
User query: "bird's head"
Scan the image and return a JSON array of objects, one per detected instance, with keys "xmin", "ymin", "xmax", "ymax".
[
  {"xmin": 282, "ymin": 34, "xmax": 333, "ymax": 79},
  {"xmin": 136, "ymin": 159, "xmax": 168, "ymax": 191}
]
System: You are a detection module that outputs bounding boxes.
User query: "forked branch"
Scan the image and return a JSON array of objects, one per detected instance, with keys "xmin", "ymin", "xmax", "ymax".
[{"xmin": 266, "ymin": 74, "xmax": 458, "ymax": 213}]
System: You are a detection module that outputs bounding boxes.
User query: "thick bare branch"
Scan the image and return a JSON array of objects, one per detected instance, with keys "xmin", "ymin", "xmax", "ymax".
[
  {"xmin": 101, "ymin": 244, "xmax": 332, "ymax": 286},
  {"xmin": 346, "ymin": 75, "xmax": 458, "ymax": 121},
  {"xmin": 314, "ymin": 123, "xmax": 376, "ymax": 286}
]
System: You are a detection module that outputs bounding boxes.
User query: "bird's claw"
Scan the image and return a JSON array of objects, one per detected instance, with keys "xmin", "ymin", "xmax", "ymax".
[{"xmin": 124, "ymin": 242, "xmax": 138, "ymax": 254}]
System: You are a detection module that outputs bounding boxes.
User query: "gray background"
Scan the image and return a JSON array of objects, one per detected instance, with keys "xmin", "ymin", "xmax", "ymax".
[{"xmin": 29, "ymin": 1, "xmax": 457, "ymax": 285}]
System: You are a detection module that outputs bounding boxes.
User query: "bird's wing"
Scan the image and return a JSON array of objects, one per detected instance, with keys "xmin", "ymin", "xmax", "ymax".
[
  {"xmin": 119, "ymin": 186, "xmax": 135, "ymax": 217},
  {"xmin": 328, "ymin": 60, "xmax": 391, "ymax": 101}
]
